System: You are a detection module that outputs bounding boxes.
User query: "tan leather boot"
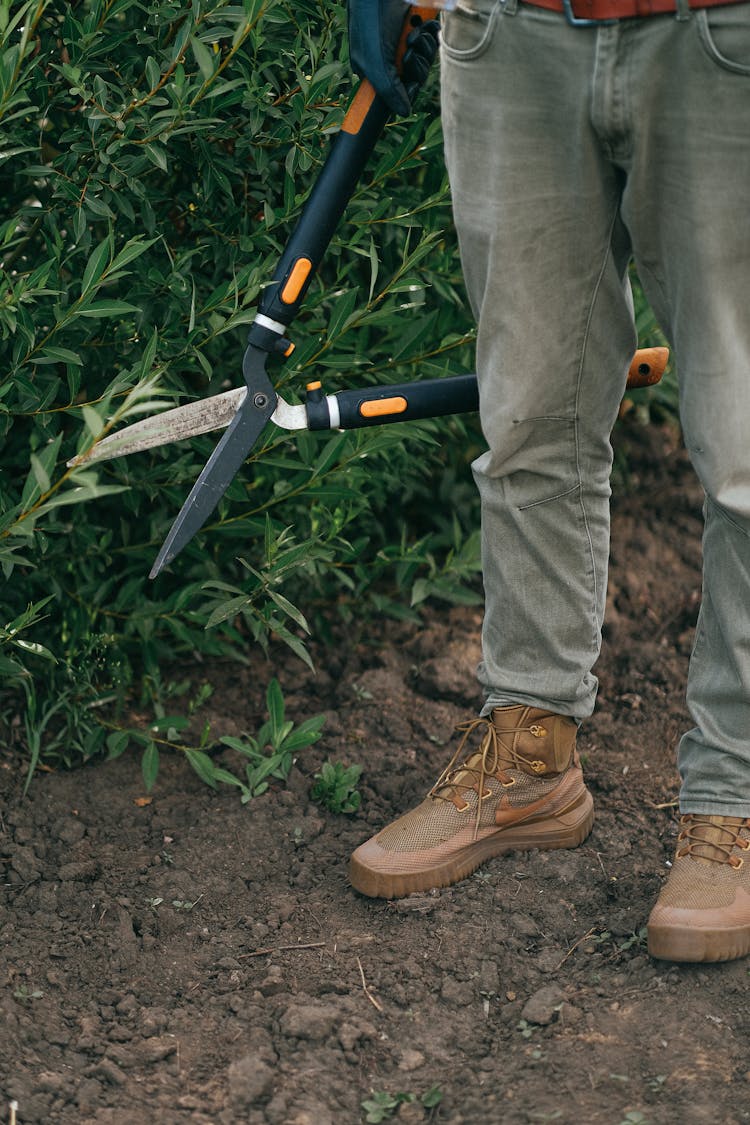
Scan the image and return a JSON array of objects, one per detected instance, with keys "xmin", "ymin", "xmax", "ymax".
[
  {"xmin": 349, "ymin": 704, "xmax": 594, "ymax": 899},
  {"xmin": 647, "ymin": 814, "xmax": 750, "ymax": 962}
]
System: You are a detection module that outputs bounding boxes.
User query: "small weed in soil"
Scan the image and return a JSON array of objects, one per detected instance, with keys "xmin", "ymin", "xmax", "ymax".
[
  {"xmin": 361, "ymin": 1085, "xmax": 443, "ymax": 1122},
  {"xmin": 218, "ymin": 678, "xmax": 326, "ymax": 801},
  {"xmin": 310, "ymin": 760, "xmax": 363, "ymax": 814}
]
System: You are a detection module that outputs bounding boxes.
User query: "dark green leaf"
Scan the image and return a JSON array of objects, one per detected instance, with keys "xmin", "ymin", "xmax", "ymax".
[
  {"xmin": 190, "ymin": 35, "xmax": 214, "ymax": 81},
  {"xmin": 265, "ymin": 678, "xmax": 284, "ymax": 741},
  {"xmin": 185, "ymin": 749, "xmax": 218, "ymax": 788},
  {"xmin": 78, "ymin": 300, "xmax": 140, "ymax": 318},
  {"xmin": 141, "ymin": 742, "xmax": 159, "ymax": 792},
  {"xmin": 81, "ymin": 237, "xmax": 111, "ymax": 296}
]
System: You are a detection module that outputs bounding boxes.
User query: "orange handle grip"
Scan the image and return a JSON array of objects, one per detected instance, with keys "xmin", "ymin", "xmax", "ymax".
[{"xmin": 626, "ymin": 346, "xmax": 669, "ymax": 389}]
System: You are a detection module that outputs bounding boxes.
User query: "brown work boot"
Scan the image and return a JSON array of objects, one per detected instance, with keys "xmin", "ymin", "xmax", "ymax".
[
  {"xmin": 647, "ymin": 814, "xmax": 750, "ymax": 962},
  {"xmin": 349, "ymin": 704, "xmax": 594, "ymax": 899}
]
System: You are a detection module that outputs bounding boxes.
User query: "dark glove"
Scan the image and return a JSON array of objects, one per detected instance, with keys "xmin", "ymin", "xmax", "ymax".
[{"xmin": 347, "ymin": 1, "xmax": 440, "ymax": 117}]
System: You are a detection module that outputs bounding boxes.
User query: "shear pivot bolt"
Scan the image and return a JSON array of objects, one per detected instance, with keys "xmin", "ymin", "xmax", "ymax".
[{"xmin": 253, "ymin": 393, "xmax": 269, "ymax": 408}]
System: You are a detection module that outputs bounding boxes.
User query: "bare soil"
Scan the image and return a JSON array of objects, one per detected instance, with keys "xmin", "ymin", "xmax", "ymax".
[{"xmin": 2, "ymin": 423, "xmax": 749, "ymax": 1125}]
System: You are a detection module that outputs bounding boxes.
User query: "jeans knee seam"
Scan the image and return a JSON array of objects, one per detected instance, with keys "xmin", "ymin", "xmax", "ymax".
[{"xmin": 512, "ymin": 413, "xmax": 572, "ymax": 424}]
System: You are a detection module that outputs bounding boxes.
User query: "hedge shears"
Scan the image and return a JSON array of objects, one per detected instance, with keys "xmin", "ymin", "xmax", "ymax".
[{"xmin": 72, "ymin": 4, "xmax": 667, "ymax": 578}]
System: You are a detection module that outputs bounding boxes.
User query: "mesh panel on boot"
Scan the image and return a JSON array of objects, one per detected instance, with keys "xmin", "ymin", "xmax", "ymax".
[
  {"xmin": 657, "ymin": 857, "xmax": 748, "ymax": 909},
  {"xmin": 504, "ymin": 770, "xmax": 561, "ymax": 807},
  {"xmin": 376, "ymin": 772, "xmax": 565, "ymax": 853},
  {"xmin": 377, "ymin": 784, "xmax": 499, "ymax": 852}
]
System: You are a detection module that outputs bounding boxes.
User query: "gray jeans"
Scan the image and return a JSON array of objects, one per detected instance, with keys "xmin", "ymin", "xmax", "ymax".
[{"xmin": 440, "ymin": 0, "xmax": 750, "ymax": 813}]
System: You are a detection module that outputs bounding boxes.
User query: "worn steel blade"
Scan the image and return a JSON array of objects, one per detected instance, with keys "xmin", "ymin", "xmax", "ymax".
[
  {"xmin": 149, "ymin": 350, "xmax": 277, "ymax": 578},
  {"xmin": 67, "ymin": 388, "xmax": 246, "ymax": 467},
  {"xmin": 67, "ymin": 389, "xmax": 307, "ymax": 468}
]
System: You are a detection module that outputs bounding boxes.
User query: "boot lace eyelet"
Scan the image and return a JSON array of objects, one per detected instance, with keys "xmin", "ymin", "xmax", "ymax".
[
  {"xmin": 501, "ymin": 778, "xmax": 517, "ymax": 789},
  {"xmin": 729, "ymin": 856, "xmax": 744, "ymax": 870}
]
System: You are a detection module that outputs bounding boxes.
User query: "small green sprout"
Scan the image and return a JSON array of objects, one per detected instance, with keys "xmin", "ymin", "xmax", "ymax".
[{"xmin": 310, "ymin": 760, "xmax": 362, "ymax": 815}]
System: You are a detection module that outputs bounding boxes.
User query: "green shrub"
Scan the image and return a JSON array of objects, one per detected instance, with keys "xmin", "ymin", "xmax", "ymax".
[
  {"xmin": 0, "ymin": 1, "xmax": 675, "ymax": 782},
  {"xmin": 1, "ymin": 0, "xmax": 479, "ymax": 777}
]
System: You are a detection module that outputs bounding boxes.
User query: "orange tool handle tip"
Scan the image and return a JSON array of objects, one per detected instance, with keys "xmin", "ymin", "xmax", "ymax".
[{"xmin": 626, "ymin": 346, "xmax": 669, "ymax": 389}]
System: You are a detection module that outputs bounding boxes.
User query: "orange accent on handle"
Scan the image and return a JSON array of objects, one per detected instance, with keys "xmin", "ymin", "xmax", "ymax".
[
  {"xmin": 626, "ymin": 346, "xmax": 669, "ymax": 389},
  {"xmin": 306, "ymin": 381, "xmax": 322, "ymax": 392},
  {"xmin": 342, "ymin": 80, "xmax": 377, "ymax": 135},
  {"xmin": 359, "ymin": 396, "xmax": 408, "ymax": 419},
  {"xmin": 280, "ymin": 257, "xmax": 313, "ymax": 305}
]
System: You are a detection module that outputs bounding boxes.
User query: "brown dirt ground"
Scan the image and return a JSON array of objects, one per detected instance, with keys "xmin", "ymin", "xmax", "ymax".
[{"xmin": 2, "ymin": 422, "xmax": 749, "ymax": 1125}]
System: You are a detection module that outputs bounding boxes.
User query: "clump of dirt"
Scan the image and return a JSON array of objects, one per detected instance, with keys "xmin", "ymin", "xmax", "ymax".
[{"xmin": 2, "ymin": 424, "xmax": 749, "ymax": 1125}]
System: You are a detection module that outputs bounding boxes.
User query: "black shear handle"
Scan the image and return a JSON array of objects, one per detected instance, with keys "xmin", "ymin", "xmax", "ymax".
[
  {"xmin": 248, "ymin": 9, "xmax": 439, "ymax": 345},
  {"xmin": 306, "ymin": 373, "xmax": 479, "ymax": 431}
]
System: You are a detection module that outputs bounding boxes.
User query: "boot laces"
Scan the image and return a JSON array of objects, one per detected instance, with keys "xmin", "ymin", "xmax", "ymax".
[
  {"xmin": 676, "ymin": 814, "xmax": 750, "ymax": 869},
  {"xmin": 428, "ymin": 716, "xmax": 540, "ymax": 839}
]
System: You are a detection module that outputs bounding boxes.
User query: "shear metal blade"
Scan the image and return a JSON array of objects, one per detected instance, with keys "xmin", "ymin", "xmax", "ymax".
[
  {"xmin": 67, "ymin": 388, "xmax": 246, "ymax": 466},
  {"xmin": 149, "ymin": 366, "xmax": 277, "ymax": 578},
  {"xmin": 67, "ymin": 389, "xmax": 307, "ymax": 468}
]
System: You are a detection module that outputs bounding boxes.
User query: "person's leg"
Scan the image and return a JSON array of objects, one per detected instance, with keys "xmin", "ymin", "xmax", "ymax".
[
  {"xmin": 350, "ymin": 3, "xmax": 638, "ymax": 898},
  {"xmin": 614, "ymin": 7, "xmax": 750, "ymax": 959},
  {"xmin": 441, "ymin": 1, "xmax": 637, "ymax": 721}
]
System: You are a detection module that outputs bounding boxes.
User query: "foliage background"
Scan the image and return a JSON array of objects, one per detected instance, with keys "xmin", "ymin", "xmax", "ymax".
[{"xmin": 0, "ymin": 0, "xmax": 671, "ymax": 783}]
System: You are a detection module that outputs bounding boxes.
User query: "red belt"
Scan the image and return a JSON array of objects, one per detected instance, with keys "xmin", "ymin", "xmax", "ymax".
[{"xmin": 525, "ymin": 0, "xmax": 746, "ymax": 19}]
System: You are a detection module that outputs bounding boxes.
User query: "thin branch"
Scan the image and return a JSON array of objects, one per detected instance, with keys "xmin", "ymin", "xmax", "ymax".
[
  {"xmin": 238, "ymin": 941, "xmax": 326, "ymax": 959},
  {"xmin": 356, "ymin": 956, "xmax": 383, "ymax": 1013},
  {"xmin": 554, "ymin": 927, "xmax": 597, "ymax": 972}
]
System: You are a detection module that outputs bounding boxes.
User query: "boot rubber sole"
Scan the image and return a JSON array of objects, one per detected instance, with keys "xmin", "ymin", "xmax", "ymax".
[
  {"xmin": 647, "ymin": 923, "xmax": 750, "ymax": 963},
  {"xmin": 349, "ymin": 787, "xmax": 594, "ymax": 900}
]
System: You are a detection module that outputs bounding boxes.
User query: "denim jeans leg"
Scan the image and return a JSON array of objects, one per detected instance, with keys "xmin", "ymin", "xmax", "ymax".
[
  {"xmin": 617, "ymin": 7, "xmax": 750, "ymax": 813},
  {"xmin": 442, "ymin": 2, "xmax": 750, "ymax": 809},
  {"xmin": 441, "ymin": 5, "xmax": 637, "ymax": 720}
]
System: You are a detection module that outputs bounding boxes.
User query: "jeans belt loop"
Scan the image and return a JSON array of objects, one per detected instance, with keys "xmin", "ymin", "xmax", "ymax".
[
  {"xmin": 561, "ymin": 0, "xmax": 616, "ymax": 25},
  {"xmin": 502, "ymin": 0, "xmax": 520, "ymax": 16},
  {"xmin": 675, "ymin": 0, "xmax": 692, "ymax": 17}
]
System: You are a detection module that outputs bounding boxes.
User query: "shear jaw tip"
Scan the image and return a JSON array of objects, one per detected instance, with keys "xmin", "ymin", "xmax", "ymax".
[
  {"xmin": 149, "ymin": 556, "xmax": 169, "ymax": 580},
  {"xmin": 149, "ymin": 548, "xmax": 171, "ymax": 580}
]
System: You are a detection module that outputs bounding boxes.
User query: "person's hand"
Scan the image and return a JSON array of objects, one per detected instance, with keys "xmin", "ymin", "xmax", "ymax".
[{"xmin": 347, "ymin": 1, "xmax": 439, "ymax": 117}]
